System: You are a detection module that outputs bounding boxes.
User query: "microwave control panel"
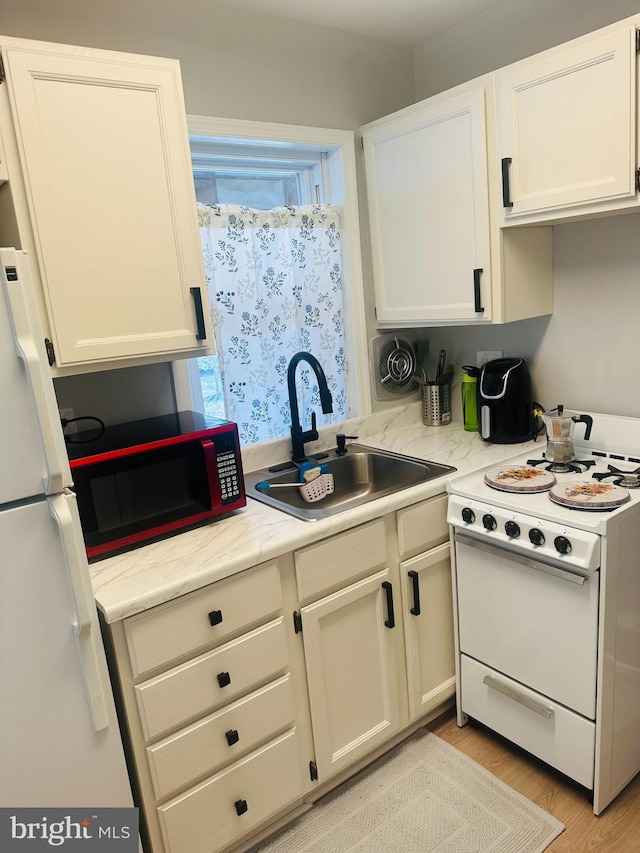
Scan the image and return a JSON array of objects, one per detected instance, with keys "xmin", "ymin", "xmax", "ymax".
[{"xmin": 217, "ymin": 449, "xmax": 241, "ymax": 503}]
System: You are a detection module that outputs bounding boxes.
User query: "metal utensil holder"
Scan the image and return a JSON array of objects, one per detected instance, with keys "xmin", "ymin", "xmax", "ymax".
[{"xmin": 422, "ymin": 378, "xmax": 452, "ymax": 426}]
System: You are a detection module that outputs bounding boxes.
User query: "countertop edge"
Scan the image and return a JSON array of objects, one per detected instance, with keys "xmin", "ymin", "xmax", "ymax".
[{"xmin": 91, "ymin": 413, "xmax": 540, "ymax": 623}]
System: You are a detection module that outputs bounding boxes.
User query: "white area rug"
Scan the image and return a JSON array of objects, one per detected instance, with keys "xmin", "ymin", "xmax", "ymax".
[{"xmin": 254, "ymin": 730, "xmax": 564, "ymax": 853}]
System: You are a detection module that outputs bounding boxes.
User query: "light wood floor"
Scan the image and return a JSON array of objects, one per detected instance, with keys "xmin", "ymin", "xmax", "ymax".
[{"xmin": 427, "ymin": 708, "xmax": 640, "ymax": 851}]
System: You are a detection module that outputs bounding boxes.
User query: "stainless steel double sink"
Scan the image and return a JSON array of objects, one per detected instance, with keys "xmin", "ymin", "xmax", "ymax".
[{"xmin": 244, "ymin": 443, "xmax": 456, "ymax": 521}]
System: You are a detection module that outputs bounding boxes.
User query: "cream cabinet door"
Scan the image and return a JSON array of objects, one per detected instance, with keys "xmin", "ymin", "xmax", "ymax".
[
  {"xmin": 301, "ymin": 568, "xmax": 403, "ymax": 781},
  {"xmin": 496, "ymin": 24, "xmax": 638, "ymax": 222},
  {"xmin": 2, "ymin": 42, "xmax": 211, "ymax": 367},
  {"xmin": 362, "ymin": 87, "xmax": 491, "ymax": 325},
  {"xmin": 401, "ymin": 543, "xmax": 455, "ymax": 721}
]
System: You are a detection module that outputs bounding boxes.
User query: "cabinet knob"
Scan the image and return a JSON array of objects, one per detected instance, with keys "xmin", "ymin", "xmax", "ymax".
[
  {"xmin": 208, "ymin": 609, "xmax": 223, "ymax": 626},
  {"xmin": 225, "ymin": 728, "xmax": 240, "ymax": 746},
  {"xmin": 217, "ymin": 671, "xmax": 231, "ymax": 688},
  {"xmin": 234, "ymin": 799, "xmax": 248, "ymax": 816}
]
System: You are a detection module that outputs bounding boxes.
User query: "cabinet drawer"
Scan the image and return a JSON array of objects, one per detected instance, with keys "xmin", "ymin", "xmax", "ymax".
[
  {"xmin": 461, "ymin": 655, "xmax": 595, "ymax": 788},
  {"xmin": 295, "ymin": 519, "xmax": 387, "ymax": 602},
  {"xmin": 147, "ymin": 674, "xmax": 296, "ymax": 800},
  {"xmin": 136, "ymin": 618, "xmax": 289, "ymax": 741},
  {"xmin": 125, "ymin": 561, "xmax": 282, "ymax": 678},
  {"xmin": 158, "ymin": 728, "xmax": 303, "ymax": 853},
  {"xmin": 397, "ymin": 495, "xmax": 448, "ymax": 559}
]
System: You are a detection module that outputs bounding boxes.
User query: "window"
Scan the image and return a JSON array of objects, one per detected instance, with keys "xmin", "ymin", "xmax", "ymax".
[{"xmin": 173, "ymin": 117, "xmax": 370, "ymax": 447}]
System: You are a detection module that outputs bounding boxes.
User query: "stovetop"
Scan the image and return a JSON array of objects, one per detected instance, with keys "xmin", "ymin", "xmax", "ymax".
[{"xmin": 447, "ymin": 412, "xmax": 640, "ymax": 538}]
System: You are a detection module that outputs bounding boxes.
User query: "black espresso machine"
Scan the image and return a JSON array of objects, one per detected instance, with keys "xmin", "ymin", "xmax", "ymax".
[{"xmin": 477, "ymin": 357, "xmax": 534, "ymax": 444}]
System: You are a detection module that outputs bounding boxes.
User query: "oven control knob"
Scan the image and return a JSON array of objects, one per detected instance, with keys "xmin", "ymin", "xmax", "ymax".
[
  {"xmin": 505, "ymin": 521, "xmax": 520, "ymax": 538},
  {"xmin": 529, "ymin": 528, "xmax": 545, "ymax": 546},
  {"xmin": 461, "ymin": 507, "xmax": 475, "ymax": 524},
  {"xmin": 554, "ymin": 535, "xmax": 572, "ymax": 555},
  {"xmin": 482, "ymin": 513, "xmax": 497, "ymax": 531}
]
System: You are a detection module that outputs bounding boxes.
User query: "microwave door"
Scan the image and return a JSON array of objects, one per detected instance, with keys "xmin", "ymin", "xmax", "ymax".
[{"xmin": 73, "ymin": 438, "xmax": 224, "ymax": 556}]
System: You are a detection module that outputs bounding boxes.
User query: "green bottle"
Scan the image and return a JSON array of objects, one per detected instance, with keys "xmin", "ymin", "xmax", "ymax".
[{"xmin": 461, "ymin": 369, "xmax": 478, "ymax": 432}]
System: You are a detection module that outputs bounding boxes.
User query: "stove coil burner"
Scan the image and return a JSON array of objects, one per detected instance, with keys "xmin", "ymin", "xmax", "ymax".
[
  {"xmin": 593, "ymin": 465, "xmax": 640, "ymax": 489},
  {"xmin": 526, "ymin": 457, "xmax": 597, "ymax": 475}
]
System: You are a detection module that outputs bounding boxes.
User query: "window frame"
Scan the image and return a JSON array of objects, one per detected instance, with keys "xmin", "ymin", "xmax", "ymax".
[{"xmin": 172, "ymin": 115, "xmax": 371, "ymax": 432}]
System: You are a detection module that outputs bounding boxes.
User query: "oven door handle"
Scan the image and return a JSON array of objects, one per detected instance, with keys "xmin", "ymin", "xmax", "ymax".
[
  {"xmin": 454, "ymin": 530, "xmax": 588, "ymax": 586},
  {"xmin": 483, "ymin": 675, "xmax": 554, "ymax": 719}
]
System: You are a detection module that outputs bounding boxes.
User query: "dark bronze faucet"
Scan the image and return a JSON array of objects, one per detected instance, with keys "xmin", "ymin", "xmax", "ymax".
[{"xmin": 287, "ymin": 352, "xmax": 333, "ymax": 463}]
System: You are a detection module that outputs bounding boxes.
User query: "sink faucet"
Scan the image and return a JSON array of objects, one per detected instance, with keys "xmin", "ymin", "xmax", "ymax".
[{"xmin": 287, "ymin": 352, "xmax": 333, "ymax": 463}]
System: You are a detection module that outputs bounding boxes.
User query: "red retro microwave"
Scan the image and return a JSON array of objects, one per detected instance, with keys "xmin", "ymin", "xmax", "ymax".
[{"xmin": 67, "ymin": 411, "xmax": 246, "ymax": 560}]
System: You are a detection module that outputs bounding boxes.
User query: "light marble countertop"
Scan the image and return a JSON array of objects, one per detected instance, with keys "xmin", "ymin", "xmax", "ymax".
[{"xmin": 91, "ymin": 403, "xmax": 540, "ymax": 623}]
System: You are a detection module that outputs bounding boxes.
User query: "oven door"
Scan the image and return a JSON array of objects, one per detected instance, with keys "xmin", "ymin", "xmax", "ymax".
[{"xmin": 454, "ymin": 530, "xmax": 599, "ymax": 719}]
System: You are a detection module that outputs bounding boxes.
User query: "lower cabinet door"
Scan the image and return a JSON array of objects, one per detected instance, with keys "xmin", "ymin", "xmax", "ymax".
[
  {"xmin": 301, "ymin": 568, "xmax": 403, "ymax": 781},
  {"xmin": 401, "ymin": 543, "xmax": 456, "ymax": 721},
  {"xmin": 157, "ymin": 728, "xmax": 303, "ymax": 853}
]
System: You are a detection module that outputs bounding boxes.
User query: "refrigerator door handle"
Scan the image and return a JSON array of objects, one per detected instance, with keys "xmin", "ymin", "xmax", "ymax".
[
  {"xmin": 0, "ymin": 248, "xmax": 71, "ymax": 494},
  {"xmin": 49, "ymin": 491, "xmax": 110, "ymax": 732}
]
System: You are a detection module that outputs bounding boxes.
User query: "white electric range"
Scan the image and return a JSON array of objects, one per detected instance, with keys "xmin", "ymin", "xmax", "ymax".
[{"xmin": 446, "ymin": 411, "xmax": 640, "ymax": 815}]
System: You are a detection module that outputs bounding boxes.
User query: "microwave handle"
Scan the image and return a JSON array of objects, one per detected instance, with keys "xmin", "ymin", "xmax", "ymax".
[{"xmin": 201, "ymin": 439, "xmax": 222, "ymax": 510}]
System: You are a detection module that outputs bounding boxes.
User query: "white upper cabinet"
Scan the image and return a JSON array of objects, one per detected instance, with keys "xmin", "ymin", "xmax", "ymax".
[
  {"xmin": 496, "ymin": 21, "xmax": 639, "ymax": 224},
  {"xmin": 0, "ymin": 37, "xmax": 212, "ymax": 370},
  {"xmin": 363, "ymin": 88, "xmax": 491, "ymax": 325},
  {"xmin": 362, "ymin": 78, "xmax": 553, "ymax": 327}
]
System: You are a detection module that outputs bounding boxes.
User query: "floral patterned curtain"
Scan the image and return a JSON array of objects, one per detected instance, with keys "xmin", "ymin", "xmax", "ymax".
[{"xmin": 198, "ymin": 202, "xmax": 346, "ymax": 445}]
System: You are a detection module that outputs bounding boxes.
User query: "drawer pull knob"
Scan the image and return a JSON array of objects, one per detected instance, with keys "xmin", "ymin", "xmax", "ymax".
[
  {"xmin": 208, "ymin": 609, "xmax": 223, "ymax": 626},
  {"xmin": 217, "ymin": 671, "xmax": 231, "ymax": 688},
  {"xmin": 235, "ymin": 799, "xmax": 248, "ymax": 816},
  {"xmin": 225, "ymin": 728, "xmax": 239, "ymax": 746}
]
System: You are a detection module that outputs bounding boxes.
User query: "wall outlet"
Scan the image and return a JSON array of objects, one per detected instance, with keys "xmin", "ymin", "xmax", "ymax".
[
  {"xmin": 59, "ymin": 406, "xmax": 77, "ymax": 434},
  {"xmin": 477, "ymin": 350, "xmax": 503, "ymax": 367}
]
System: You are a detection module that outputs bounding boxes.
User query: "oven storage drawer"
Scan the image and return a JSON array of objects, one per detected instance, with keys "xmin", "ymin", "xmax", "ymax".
[
  {"xmin": 461, "ymin": 655, "xmax": 595, "ymax": 788},
  {"xmin": 455, "ymin": 533, "xmax": 599, "ymax": 718}
]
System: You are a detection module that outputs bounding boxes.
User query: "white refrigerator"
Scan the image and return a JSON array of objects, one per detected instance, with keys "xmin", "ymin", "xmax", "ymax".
[{"xmin": 0, "ymin": 248, "xmax": 134, "ymax": 807}]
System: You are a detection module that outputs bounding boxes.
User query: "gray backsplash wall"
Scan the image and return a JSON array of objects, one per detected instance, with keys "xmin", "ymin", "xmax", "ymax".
[
  {"xmin": 425, "ymin": 213, "xmax": 640, "ymax": 422},
  {"xmin": 53, "ymin": 363, "xmax": 177, "ymax": 427}
]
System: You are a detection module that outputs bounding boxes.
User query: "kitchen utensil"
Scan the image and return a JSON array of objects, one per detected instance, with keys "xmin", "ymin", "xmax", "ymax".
[
  {"xmin": 477, "ymin": 357, "xmax": 533, "ymax": 444},
  {"xmin": 256, "ymin": 474, "xmax": 335, "ymax": 503},
  {"xmin": 255, "ymin": 463, "xmax": 335, "ymax": 503},
  {"xmin": 435, "ymin": 349, "xmax": 446, "ymax": 382},
  {"xmin": 421, "ymin": 367, "xmax": 453, "ymax": 427},
  {"xmin": 542, "ymin": 404, "xmax": 593, "ymax": 463}
]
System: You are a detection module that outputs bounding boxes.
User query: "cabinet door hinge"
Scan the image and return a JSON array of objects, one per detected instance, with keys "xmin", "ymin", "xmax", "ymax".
[
  {"xmin": 309, "ymin": 760, "xmax": 318, "ymax": 782},
  {"xmin": 44, "ymin": 338, "xmax": 56, "ymax": 366},
  {"xmin": 293, "ymin": 610, "xmax": 303, "ymax": 634}
]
